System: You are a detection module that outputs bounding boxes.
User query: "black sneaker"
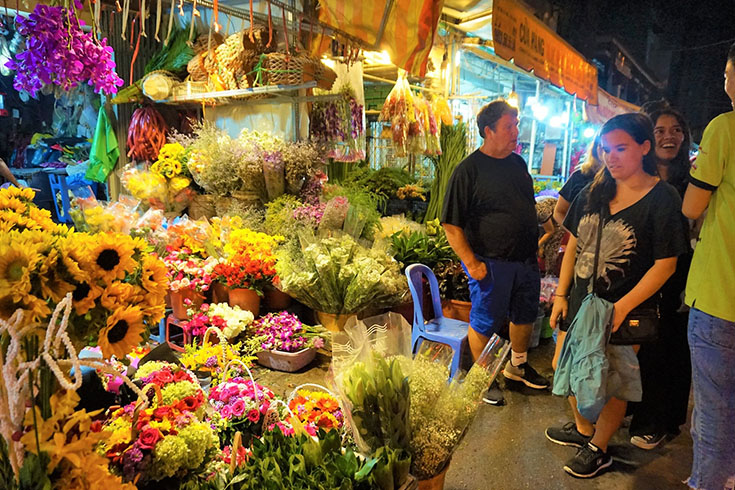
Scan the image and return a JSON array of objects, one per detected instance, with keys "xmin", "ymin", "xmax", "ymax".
[
  {"xmin": 502, "ymin": 360, "xmax": 550, "ymax": 389},
  {"xmin": 545, "ymin": 422, "xmax": 592, "ymax": 448},
  {"xmin": 482, "ymin": 382, "xmax": 505, "ymax": 406},
  {"xmin": 630, "ymin": 432, "xmax": 667, "ymax": 450},
  {"xmin": 563, "ymin": 442, "xmax": 613, "ymax": 478}
]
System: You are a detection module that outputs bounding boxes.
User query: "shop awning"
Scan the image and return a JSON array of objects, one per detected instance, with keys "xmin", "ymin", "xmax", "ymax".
[
  {"xmin": 316, "ymin": 0, "xmax": 443, "ymax": 77},
  {"xmin": 586, "ymin": 88, "xmax": 641, "ymax": 125},
  {"xmin": 490, "ymin": 0, "xmax": 598, "ymax": 104}
]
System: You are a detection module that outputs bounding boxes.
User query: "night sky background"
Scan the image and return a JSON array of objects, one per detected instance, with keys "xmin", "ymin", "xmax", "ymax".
[{"xmin": 553, "ymin": 0, "xmax": 735, "ymax": 139}]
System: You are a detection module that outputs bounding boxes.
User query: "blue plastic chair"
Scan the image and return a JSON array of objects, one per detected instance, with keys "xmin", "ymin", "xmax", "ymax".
[
  {"xmin": 48, "ymin": 173, "xmax": 72, "ymax": 223},
  {"xmin": 405, "ymin": 264, "xmax": 469, "ymax": 378}
]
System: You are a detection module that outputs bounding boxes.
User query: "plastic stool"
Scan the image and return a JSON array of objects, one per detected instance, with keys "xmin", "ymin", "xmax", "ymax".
[
  {"xmin": 164, "ymin": 314, "xmax": 192, "ymax": 352},
  {"xmin": 148, "ymin": 317, "xmax": 167, "ymax": 344}
]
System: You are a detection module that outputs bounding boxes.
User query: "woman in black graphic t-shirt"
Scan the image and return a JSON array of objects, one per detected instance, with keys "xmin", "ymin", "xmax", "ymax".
[{"xmin": 545, "ymin": 114, "xmax": 688, "ymax": 478}]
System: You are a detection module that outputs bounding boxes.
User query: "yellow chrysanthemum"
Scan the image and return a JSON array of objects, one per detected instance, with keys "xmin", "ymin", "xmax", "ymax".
[
  {"xmin": 87, "ymin": 233, "xmax": 137, "ymax": 284},
  {"xmin": 0, "ymin": 243, "xmax": 42, "ymax": 301},
  {"xmin": 97, "ymin": 306, "xmax": 145, "ymax": 358}
]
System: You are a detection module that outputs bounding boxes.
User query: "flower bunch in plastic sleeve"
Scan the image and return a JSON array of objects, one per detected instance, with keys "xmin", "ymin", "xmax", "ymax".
[
  {"xmin": 250, "ymin": 311, "xmax": 325, "ymax": 352},
  {"xmin": 7, "ymin": 4, "xmax": 124, "ymax": 96}
]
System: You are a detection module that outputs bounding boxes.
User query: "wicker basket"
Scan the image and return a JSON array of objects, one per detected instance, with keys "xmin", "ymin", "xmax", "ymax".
[
  {"xmin": 188, "ymin": 193, "xmax": 216, "ymax": 219},
  {"xmin": 192, "ymin": 31, "xmax": 225, "ymax": 55},
  {"xmin": 171, "ymin": 79, "xmax": 212, "ymax": 99},
  {"xmin": 187, "ymin": 54, "xmax": 209, "ymax": 81},
  {"xmin": 264, "ymin": 52, "xmax": 316, "ymax": 86},
  {"xmin": 242, "ymin": 23, "xmax": 268, "ymax": 52}
]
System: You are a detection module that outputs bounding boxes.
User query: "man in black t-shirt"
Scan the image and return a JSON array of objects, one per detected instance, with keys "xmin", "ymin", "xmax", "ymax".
[{"xmin": 442, "ymin": 100, "xmax": 549, "ymax": 405}]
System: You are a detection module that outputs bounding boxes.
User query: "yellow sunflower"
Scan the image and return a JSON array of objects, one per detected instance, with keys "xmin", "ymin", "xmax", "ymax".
[
  {"xmin": 141, "ymin": 254, "xmax": 168, "ymax": 296},
  {"xmin": 0, "ymin": 293, "xmax": 51, "ymax": 324},
  {"xmin": 0, "ymin": 196, "xmax": 27, "ymax": 214},
  {"xmin": 0, "ymin": 186, "xmax": 35, "ymax": 201},
  {"xmin": 87, "ymin": 234, "xmax": 137, "ymax": 284},
  {"xmin": 99, "ymin": 282, "xmax": 144, "ymax": 311},
  {"xmin": 98, "ymin": 306, "xmax": 145, "ymax": 358},
  {"xmin": 0, "ymin": 243, "xmax": 42, "ymax": 301},
  {"xmin": 38, "ymin": 249, "xmax": 75, "ymax": 303},
  {"xmin": 58, "ymin": 234, "xmax": 91, "ymax": 280},
  {"xmin": 70, "ymin": 278, "xmax": 103, "ymax": 315},
  {"xmin": 141, "ymin": 297, "xmax": 166, "ymax": 324}
]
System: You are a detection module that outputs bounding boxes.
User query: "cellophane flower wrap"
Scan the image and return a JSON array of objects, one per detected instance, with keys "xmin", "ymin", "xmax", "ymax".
[
  {"xmin": 7, "ymin": 4, "xmax": 124, "ymax": 96},
  {"xmin": 287, "ymin": 389, "xmax": 344, "ymax": 437},
  {"xmin": 0, "ymin": 187, "xmax": 167, "ymax": 359},
  {"xmin": 98, "ymin": 362, "xmax": 218, "ymax": 484},
  {"xmin": 208, "ymin": 377, "xmax": 279, "ymax": 446},
  {"xmin": 276, "ymin": 233, "xmax": 407, "ymax": 314},
  {"xmin": 146, "ymin": 142, "xmax": 195, "ymax": 213},
  {"xmin": 250, "ymin": 311, "xmax": 325, "ymax": 352},
  {"xmin": 163, "ymin": 247, "xmax": 219, "ymax": 293}
]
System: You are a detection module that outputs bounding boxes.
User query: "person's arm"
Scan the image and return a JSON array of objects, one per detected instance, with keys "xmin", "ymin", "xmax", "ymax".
[
  {"xmin": 550, "ymin": 234, "xmax": 577, "ymax": 329},
  {"xmin": 538, "ymin": 219, "xmax": 555, "ymax": 247},
  {"xmin": 611, "ymin": 257, "xmax": 677, "ymax": 331},
  {"xmin": 553, "ymin": 196, "xmax": 571, "ymax": 226},
  {"xmin": 682, "ymin": 183, "xmax": 712, "ymax": 220},
  {"xmin": 442, "ymin": 223, "xmax": 487, "ymax": 281},
  {"xmin": 0, "ymin": 158, "xmax": 20, "ymax": 187}
]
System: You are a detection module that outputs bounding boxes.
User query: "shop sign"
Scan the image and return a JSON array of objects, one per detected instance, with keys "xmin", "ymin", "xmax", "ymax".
[
  {"xmin": 491, "ymin": 0, "xmax": 598, "ymax": 104},
  {"xmin": 586, "ymin": 88, "xmax": 640, "ymax": 125}
]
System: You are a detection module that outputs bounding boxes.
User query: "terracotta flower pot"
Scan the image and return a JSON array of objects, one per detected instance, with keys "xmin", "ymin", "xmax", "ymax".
[
  {"xmin": 417, "ymin": 459, "xmax": 451, "ymax": 490},
  {"xmin": 211, "ymin": 282, "xmax": 229, "ymax": 304},
  {"xmin": 228, "ymin": 288, "xmax": 260, "ymax": 315},
  {"xmin": 256, "ymin": 347, "xmax": 316, "ymax": 372},
  {"xmin": 441, "ymin": 299, "xmax": 471, "ymax": 323},
  {"xmin": 170, "ymin": 289, "xmax": 204, "ymax": 320},
  {"xmin": 316, "ymin": 311, "xmax": 354, "ymax": 332},
  {"xmin": 264, "ymin": 286, "xmax": 291, "ymax": 310}
]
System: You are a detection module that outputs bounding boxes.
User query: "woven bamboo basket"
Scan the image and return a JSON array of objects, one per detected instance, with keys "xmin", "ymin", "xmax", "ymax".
[
  {"xmin": 187, "ymin": 54, "xmax": 209, "ymax": 81},
  {"xmin": 242, "ymin": 24, "xmax": 268, "ymax": 52},
  {"xmin": 192, "ymin": 31, "xmax": 225, "ymax": 55},
  {"xmin": 264, "ymin": 52, "xmax": 315, "ymax": 86},
  {"xmin": 188, "ymin": 193, "xmax": 216, "ymax": 219}
]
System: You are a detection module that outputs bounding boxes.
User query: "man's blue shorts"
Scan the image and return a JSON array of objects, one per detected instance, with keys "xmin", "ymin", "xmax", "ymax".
[{"xmin": 462, "ymin": 257, "xmax": 540, "ymax": 337}]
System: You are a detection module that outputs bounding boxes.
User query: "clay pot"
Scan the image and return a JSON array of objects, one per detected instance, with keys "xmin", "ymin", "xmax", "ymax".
[
  {"xmin": 211, "ymin": 282, "xmax": 229, "ymax": 304},
  {"xmin": 264, "ymin": 286, "xmax": 291, "ymax": 310},
  {"xmin": 170, "ymin": 289, "xmax": 203, "ymax": 320},
  {"xmin": 417, "ymin": 459, "xmax": 451, "ymax": 490},
  {"xmin": 228, "ymin": 288, "xmax": 261, "ymax": 316},
  {"xmin": 441, "ymin": 299, "xmax": 471, "ymax": 323}
]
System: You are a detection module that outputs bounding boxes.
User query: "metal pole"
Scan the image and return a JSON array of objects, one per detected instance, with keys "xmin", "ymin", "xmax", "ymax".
[
  {"xmin": 561, "ymin": 100, "xmax": 571, "ymax": 178},
  {"xmin": 528, "ymin": 79, "xmax": 540, "ymax": 173}
]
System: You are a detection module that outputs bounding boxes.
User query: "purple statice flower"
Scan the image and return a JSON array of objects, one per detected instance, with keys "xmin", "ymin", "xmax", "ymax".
[{"xmin": 205, "ymin": 356, "xmax": 219, "ymax": 368}]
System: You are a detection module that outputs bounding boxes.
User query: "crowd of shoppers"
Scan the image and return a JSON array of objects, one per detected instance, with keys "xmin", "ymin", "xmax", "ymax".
[{"xmin": 441, "ymin": 42, "xmax": 735, "ymax": 486}]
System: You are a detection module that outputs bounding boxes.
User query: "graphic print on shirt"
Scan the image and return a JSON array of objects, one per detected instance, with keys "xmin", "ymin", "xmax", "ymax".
[{"xmin": 575, "ymin": 213, "xmax": 637, "ymax": 292}]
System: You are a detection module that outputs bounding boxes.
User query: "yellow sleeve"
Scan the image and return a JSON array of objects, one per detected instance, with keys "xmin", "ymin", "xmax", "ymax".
[{"xmin": 690, "ymin": 115, "xmax": 731, "ymax": 189}]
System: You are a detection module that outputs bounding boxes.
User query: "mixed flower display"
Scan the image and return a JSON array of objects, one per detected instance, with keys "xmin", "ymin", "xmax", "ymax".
[
  {"xmin": 287, "ymin": 389, "xmax": 344, "ymax": 437},
  {"xmin": 250, "ymin": 311, "xmax": 325, "ymax": 352},
  {"xmin": 209, "ymin": 377, "xmax": 279, "ymax": 445},
  {"xmin": 183, "ymin": 302, "xmax": 255, "ymax": 340},
  {"xmin": 163, "ymin": 247, "xmax": 219, "ymax": 293}
]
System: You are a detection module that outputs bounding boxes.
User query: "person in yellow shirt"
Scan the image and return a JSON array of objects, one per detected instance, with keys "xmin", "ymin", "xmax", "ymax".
[{"xmin": 681, "ymin": 42, "xmax": 735, "ymax": 490}]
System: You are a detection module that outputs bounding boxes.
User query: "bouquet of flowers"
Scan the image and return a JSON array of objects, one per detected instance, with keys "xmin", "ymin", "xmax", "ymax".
[
  {"xmin": 287, "ymin": 389, "xmax": 344, "ymax": 437},
  {"xmin": 180, "ymin": 339, "xmax": 255, "ymax": 378},
  {"xmin": 250, "ymin": 311, "xmax": 326, "ymax": 353},
  {"xmin": 309, "ymin": 83, "xmax": 366, "ymax": 163},
  {"xmin": 183, "ymin": 302, "xmax": 255, "ymax": 340},
  {"xmin": 163, "ymin": 247, "xmax": 219, "ymax": 294},
  {"xmin": 0, "ymin": 188, "xmax": 167, "ymax": 358},
  {"xmin": 99, "ymin": 364, "xmax": 218, "ymax": 485},
  {"xmin": 149, "ymin": 142, "xmax": 197, "ymax": 213},
  {"xmin": 208, "ymin": 377, "xmax": 279, "ymax": 445},
  {"xmin": 276, "ymin": 233, "xmax": 407, "ymax": 314},
  {"xmin": 120, "ymin": 166, "xmax": 169, "ymax": 210},
  {"xmin": 69, "ymin": 195, "xmax": 142, "ymax": 234},
  {"xmin": 212, "ymin": 228, "xmax": 282, "ymax": 295}
]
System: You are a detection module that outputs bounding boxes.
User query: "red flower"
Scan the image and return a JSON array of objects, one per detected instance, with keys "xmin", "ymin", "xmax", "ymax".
[
  {"xmin": 177, "ymin": 396, "xmax": 200, "ymax": 412},
  {"xmin": 174, "ymin": 370, "xmax": 191, "ymax": 382},
  {"xmin": 153, "ymin": 406, "xmax": 174, "ymax": 420},
  {"xmin": 154, "ymin": 370, "xmax": 175, "ymax": 385},
  {"xmin": 90, "ymin": 420, "xmax": 103, "ymax": 433},
  {"xmin": 138, "ymin": 428, "xmax": 163, "ymax": 449},
  {"xmin": 247, "ymin": 409, "xmax": 260, "ymax": 423}
]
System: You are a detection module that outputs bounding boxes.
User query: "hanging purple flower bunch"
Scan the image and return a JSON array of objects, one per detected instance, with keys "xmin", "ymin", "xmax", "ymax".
[{"xmin": 6, "ymin": 3, "xmax": 124, "ymax": 96}]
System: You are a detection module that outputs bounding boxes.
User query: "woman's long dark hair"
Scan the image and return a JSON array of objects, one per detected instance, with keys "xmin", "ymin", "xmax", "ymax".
[
  {"xmin": 587, "ymin": 113, "xmax": 657, "ymax": 212},
  {"xmin": 648, "ymin": 108, "xmax": 692, "ymax": 197}
]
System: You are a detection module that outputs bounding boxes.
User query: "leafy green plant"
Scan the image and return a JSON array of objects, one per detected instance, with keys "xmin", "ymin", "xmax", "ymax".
[
  {"xmin": 425, "ymin": 123, "xmax": 468, "ymax": 222},
  {"xmin": 389, "ymin": 227, "xmax": 456, "ymax": 271},
  {"xmin": 323, "ymin": 184, "xmax": 384, "ymax": 240},
  {"xmin": 343, "ymin": 167, "xmax": 416, "ymax": 200},
  {"xmin": 223, "ymin": 428, "xmax": 410, "ymax": 490},
  {"xmin": 435, "ymin": 261, "xmax": 470, "ymax": 302}
]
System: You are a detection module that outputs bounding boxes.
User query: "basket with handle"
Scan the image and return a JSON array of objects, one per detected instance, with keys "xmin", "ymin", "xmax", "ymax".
[
  {"xmin": 264, "ymin": 52, "xmax": 316, "ymax": 86},
  {"xmin": 286, "ymin": 383, "xmax": 350, "ymax": 442},
  {"xmin": 129, "ymin": 382, "xmax": 164, "ymax": 440}
]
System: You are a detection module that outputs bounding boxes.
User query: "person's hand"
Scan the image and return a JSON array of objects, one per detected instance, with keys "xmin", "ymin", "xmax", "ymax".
[
  {"xmin": 611, "ymin": 301, "xmax": 632, "ymax": 332},
  {"xmin": 550, "ymin": 296, "xmax": 568, "ymax": 329},
  {"xmin": 465, "ymin": 261, "xmax": 487, "ymax": 281}
]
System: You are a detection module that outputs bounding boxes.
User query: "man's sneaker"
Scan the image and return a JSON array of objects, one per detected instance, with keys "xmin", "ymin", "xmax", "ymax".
[
  {"xmin": 502, "ymin": 360, "xmax": 550, "ymax": 389},
  {"xmin": 545, "ymin": 422, "xmax": 592, "ymax": 448},
  {"xmin": 482, "ymin": 382, "xmax": 505, "ymax": 406},
  {"xmin": 563, "ymin": 442, "xmax": 613, "ymax": 478},
  {"xmin": 630, "ymin": 432, "xmax": 667, "ymax": 450}
]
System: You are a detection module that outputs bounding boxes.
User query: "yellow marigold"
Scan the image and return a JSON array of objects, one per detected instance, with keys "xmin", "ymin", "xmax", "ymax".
[{"xmin": 169, "ymin": 175, "xmax": 191, "ymax": 194}]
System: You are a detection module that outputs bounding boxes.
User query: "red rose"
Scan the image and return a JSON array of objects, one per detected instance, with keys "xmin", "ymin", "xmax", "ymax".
[
  {"xmin": 155, "ymin": 370, "xmax": 175, "ymax": 385},
  {"xmin": 153, "ymin": 406, "xmax": 173, "ymax": 420},
  {"xmin": 247, "ymin": 409, "xmax": 260, "ymax": 423},
  {"xmin": 138, "ymin": 427, "xmax": 163, "ymax": 450},
  {"xmin": 177, "ymin": 396, "xmax": 199, "ymax": 412},
  {"xmin": 174, "ymin": 370, "xmax": 190, "ymax": 382}
]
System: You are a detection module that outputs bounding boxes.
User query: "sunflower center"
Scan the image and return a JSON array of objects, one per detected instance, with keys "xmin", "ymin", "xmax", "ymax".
[
  {"xmin": 6, "ymin": 260, "xmax": 25, "ymax": 281},
  {"xmin": 107, "ymin": 320, "xmax": 129, "ymax": 344},
  {"xmin": 73, "ymin": 282, "xmax": 91, "ymax": 301},
  {"xmin": 97, "ymin": 250, "xmax": 121, "ymax": 271}
]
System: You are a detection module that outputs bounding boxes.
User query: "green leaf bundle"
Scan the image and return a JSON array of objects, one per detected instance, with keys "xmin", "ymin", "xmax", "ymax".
[{"xmin": 424, "ymin": 123, "xmax": 468, "ymax": 223}]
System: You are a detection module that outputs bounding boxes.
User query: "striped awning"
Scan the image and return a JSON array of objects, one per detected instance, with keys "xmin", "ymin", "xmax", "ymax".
[{"xmin": 315, "ymin": 0, "xmax": 444, "ymax": 77}]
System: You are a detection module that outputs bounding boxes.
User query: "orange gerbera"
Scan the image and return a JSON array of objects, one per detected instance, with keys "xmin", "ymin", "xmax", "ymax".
[{"xmin": 98, "ymin": 306, "xmax": 145, "ymax": 358}]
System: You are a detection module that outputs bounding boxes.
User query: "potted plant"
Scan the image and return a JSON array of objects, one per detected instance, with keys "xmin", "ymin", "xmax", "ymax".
[
  {"xmin": 435, "ymin": 261, "xmax": 471, "ymax": 322},
  {"xmin": 250, "ymin": 311, "xmax": 326, "ymax": 372}
]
